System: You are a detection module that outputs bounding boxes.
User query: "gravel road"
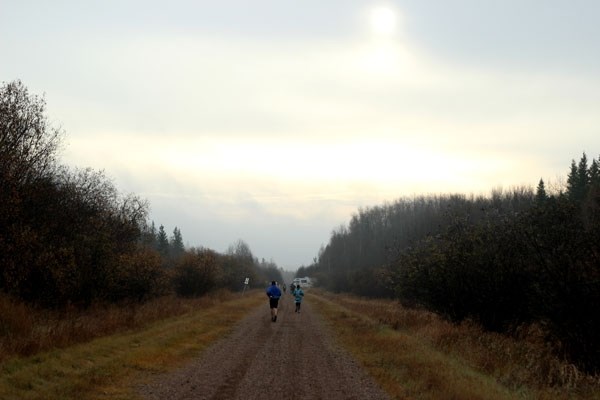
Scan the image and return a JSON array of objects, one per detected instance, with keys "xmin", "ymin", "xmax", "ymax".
[{"xmin": 138, "ymin": 292, "xmax": 391, "ymax": 400}]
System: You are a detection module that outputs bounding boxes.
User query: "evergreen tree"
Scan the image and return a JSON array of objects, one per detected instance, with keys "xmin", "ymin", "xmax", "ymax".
[
  {"xmin": 535, "ymin": 178, "xmax": 548, "ymax": 204},
  {"xmin": 157, "ymin": 225, "xmax": 170, "ymax": 259},
  {"xmin": 150, "ymin": 221, "xmax": 157, "ymax": 238},
  {"xmin": 567, "ymin": 159, "xmax": 579, "ymax": 200},
  {"xmin": 589, "ymin": 157, "xmax": 600, "ymax": 188},
  {"xmin": 577, "ymin": 152, "xmax": 590, "ymax": 190},
  {"xmin": 141, "ymin": 220, "xmax": 157, "ymax": 248},
  {"xmin": 567, "ymin": 153, "xmax": 590, "ymax": 201},
  {"xmin": 170, "ymin": 227, "xmax": 185, "ymax": 259}
]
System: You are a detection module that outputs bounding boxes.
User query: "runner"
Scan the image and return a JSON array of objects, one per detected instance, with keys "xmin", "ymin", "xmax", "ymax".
[
  {"xmin": 293, "ymin": 284, "xmax": 304, "ymax": 313},
  {"xmin": 265, "ymin": 281, "xmax": 282, "ymax": 322}
]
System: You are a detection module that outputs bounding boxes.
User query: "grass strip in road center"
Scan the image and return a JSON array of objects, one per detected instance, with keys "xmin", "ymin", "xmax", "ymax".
[{"xmin": 0, "ymin": 290, "xmax": 265, "ymax": 400}]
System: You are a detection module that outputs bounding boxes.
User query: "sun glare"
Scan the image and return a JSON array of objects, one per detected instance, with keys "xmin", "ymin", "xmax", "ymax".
[{"xmin": 369, "ymin": 6, "xmax": 397, "ymax": 36}]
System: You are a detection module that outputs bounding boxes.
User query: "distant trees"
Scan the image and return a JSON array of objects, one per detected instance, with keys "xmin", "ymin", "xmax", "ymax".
[
  {"xmin": 169, "ymin": 239, "xmax": 283, "ymax": 295},
  {"xmin": 0, "ymin": 80, "xmax": 282, "ymax": 308},
  {"xmin": 567, "ymin": 152, "xmax": 600, "ymax": 201},
  {"xmin": 218, "ymin": 239, "xmax": 257, "ymax": 290},
  {"xmin": 217, "ymin": 240, "xmax": 283, "ymax": 290},
  {"xmin": 307, "ymin": 152, "xmax": 599, "ymax": 373},
  {"xmin": 305, "ymin": 188, "xmax": 536, "ymax": 298},
  {"xmin": 172, "ymin": 249, "xmax": 219, "ymax": 297},
  {"xmin": 255, "ymin": 257, "xmax": 284, "ymax": 287},
  {"xmin": 145, "ymin": 223, "xmax": 185, "ymax": 266}
]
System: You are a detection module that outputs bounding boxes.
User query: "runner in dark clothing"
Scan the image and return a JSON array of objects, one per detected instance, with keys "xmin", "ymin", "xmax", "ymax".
[{"xmin": 265, "ymin": 281, "xmax": 282, "ymax": 322}]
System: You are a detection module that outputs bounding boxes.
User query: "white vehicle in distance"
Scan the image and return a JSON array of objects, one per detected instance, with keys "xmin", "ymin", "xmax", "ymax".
[{"xmin": 292, "ymin": 277, "xmax": 312, "ymax": 288}]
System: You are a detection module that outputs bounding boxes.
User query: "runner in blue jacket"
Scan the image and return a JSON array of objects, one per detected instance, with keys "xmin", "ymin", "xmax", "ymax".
[
  {"xmin": 293, "ymin": 285, "xmax": 304, "ymax": 313},
  {"xmin": 266, "ymin": 281, "xmax": 282, "ymax": 322}
]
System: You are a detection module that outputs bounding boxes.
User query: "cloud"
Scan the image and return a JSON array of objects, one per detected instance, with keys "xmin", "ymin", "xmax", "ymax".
[{"xmin": 5, "ymin": 0, "xmax": 600, "ymax": 267}]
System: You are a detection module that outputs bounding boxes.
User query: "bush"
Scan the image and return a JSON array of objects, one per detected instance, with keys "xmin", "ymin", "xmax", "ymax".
[
  {"xmin": 172, "ymin": 249, "xmax": 219, "ymax": 297},
  {"xmin": 106, "ymin": 248, "xmax": 167, "ymax": 302}
]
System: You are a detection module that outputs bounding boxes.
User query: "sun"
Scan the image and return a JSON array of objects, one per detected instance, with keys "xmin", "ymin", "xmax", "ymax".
[{"xmin": 369, "ymin": 6, "xmax": 397, "ymax": 36}]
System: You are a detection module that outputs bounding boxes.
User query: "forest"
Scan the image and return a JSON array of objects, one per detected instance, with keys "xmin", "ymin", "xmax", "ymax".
[
  {"xmin": 1, "ymin": 80, "xmax": 598, "ymax": 374},
  {"xmin": 299, "ymin": 154, "xmax": 600, "ymax": 373},
  {"xmin": 0, "ymin": 80, "xmax": 282, "ymax": 308}
]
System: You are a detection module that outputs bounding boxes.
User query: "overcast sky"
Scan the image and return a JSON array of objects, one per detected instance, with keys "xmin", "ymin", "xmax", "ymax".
[{"xmin": 2, "ymin": 0, "xmax": 600, "ymax": 269}]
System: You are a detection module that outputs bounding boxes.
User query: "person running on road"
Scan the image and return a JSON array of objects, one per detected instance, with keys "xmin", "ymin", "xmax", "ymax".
[
  {"xmin": 266, "ymin": 281, "xmax": 282, "ymax": 322},
  {"xmin": 293, "ymin": 284, "xmax": 304, "ymax": 313}
]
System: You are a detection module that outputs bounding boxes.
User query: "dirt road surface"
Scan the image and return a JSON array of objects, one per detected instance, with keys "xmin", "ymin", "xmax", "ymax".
[{"xmin": 138, "ymin": 293, "xmax": 391, "ymax": 400}]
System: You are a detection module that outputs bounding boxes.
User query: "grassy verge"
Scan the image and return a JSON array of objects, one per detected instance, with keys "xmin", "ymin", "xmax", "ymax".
[
  {"xmin": 0, "ymin": 290, "xmax": 241, "ymax": 360},
  {"xmin": 0, "ymin": 290, "xmax": 264, "ymax": 400},
  {"xmin": 310, "ymin": 290, "xmax": 600, "ymax": 400}
]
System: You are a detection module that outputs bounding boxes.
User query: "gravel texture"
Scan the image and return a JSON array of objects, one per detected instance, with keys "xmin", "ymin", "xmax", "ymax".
[{"xmin": 138, "ymin": 293, "xmax": 391, "ymax": 400}]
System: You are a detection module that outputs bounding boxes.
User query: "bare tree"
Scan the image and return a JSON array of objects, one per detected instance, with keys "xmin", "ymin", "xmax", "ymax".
[{"xmin": 0, "ymin": 80, "xmax": 63, "ymax": 185}]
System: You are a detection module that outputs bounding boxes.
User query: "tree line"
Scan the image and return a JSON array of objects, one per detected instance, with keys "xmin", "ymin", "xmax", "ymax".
[
  {"xmin": 0, "ymin": 80, "xmax": 282, "ymax": 308},
  {"xmin": 302, "ymin": 155, "xmax": 600, "ymax": 373}
]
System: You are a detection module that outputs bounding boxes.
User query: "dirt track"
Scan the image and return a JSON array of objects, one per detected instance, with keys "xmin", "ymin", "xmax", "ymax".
[{"xmin": 138, "ymin": 292, "xmax": 391, "ymax": 400}]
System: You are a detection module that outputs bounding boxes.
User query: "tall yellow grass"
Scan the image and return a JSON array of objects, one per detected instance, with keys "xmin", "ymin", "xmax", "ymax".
[{"xmin": 311, "ymin": 290, "xmax": 600, "ymax": 400}]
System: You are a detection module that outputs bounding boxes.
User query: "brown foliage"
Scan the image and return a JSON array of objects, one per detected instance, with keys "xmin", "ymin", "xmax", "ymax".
[
  {"xmin": 172, "ymin": 249, "xmax": 220, "ymax": 297},
  {"xmin": 0, "ymin": 291, "xmax": 235, "ymax": 362},
  {"xmin": 0, "ymin": 81, "xmax": 165, "ymax": 307}
]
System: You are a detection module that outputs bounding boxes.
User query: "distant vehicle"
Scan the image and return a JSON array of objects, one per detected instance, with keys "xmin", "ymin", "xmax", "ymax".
[{"xmin": 292, "ymin": 277, "xmax": 312, "ymax": 288}]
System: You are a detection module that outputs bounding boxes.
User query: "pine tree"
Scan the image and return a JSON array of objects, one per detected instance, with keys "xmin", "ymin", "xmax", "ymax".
[
  {"xmin": 157, "ymin": 225, "xmax": 170, "ymax": 259},
  {"xmin": 141, "ymin": 220, "xmax": 157, "ymax": 247},
  {"xmin": 535, "ymin": 178, "xmax": 548, "ymax": 204},
  {"xmin": 577, "ymin": 152, "xmax": 590, "ymax": 189},
  {"xmin": 567, "ymin": 153, "xmax": 591, "ymax": 201},
  {"xmin": 567, "ymin": 159, "xmax": 578, "ymax": 200},
  {"xmin": 589, "ymin": 157, "xmax": 600, "ymax": 188},
  {"xmin": 170, "ymin": 227, "xmax": 185, "ymax": 260}
]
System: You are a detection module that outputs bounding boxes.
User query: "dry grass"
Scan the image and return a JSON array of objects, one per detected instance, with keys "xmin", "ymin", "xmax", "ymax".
[
  {"xmin": 3, "ymin": 289, "xmax": 599, "ymax": 399},
  {"xmin": 0, "ymin": 290, "xmax": 234, "ymax": 361},
  {"xmin": 0, "ymin": 290, "xmax": 265, "ymax": 400},
  {"xmin": 311, "ymin": 290, "xmax": 600, "ymax": 400}
]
